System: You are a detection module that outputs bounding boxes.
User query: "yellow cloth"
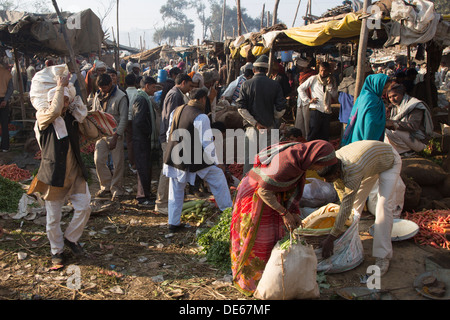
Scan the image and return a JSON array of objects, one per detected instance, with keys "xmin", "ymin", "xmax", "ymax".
[
  {"xmin": 284, "ymin": 13, "xmax": 362, "ymax": 47},
  {"xmin": 251, "ymin": 43, "xmax": 270, "ymax": 57}
]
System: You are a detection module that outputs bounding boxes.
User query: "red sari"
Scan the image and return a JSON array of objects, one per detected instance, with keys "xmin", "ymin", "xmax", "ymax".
[{"xmin": 230, "ymin": 141, "xmax": 337, "ymax": 296}]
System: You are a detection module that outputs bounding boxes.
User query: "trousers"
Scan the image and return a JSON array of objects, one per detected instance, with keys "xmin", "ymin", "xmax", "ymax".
[
  {"xmin": 45, "ymin": 183, "xmax": 91, "ymax": 255},
  {"xmin": 94, "ymin": 135, "xmax": 125, "ymax": 197}
]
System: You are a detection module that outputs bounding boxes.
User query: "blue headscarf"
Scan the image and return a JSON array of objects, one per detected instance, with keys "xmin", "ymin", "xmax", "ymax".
[{"xmin": 341, "ymin": 73, "xmax": 389, "ymax": 146}]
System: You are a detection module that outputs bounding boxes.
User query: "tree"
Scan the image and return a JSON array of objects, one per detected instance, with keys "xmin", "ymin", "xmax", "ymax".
[
  {"xmin": 207, "ymin": 0, "xmax": 261, "ymax": 40},
  {"xmin": 154, "ymin": 0, "xmax": 196, "ymax": 46}
]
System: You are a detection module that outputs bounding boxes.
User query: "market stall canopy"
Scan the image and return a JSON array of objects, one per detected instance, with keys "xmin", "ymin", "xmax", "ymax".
[
  {"xmin": 123, "ymin": 46, "xmax": 163, "ymax": 62},
  {"xmin": 228, "ymin": 0, "xmax": 450, "ymax": 59},
  {"xmin": 0, "ymin": 9, "xmax": 103, "ymax": 56},
  {"xmin": 104, "ymin": 39, "xmax": 140, "ymax": 54}
]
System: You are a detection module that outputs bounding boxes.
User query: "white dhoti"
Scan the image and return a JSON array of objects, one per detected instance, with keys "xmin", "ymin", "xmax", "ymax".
[
  {"xmin": 384, "ymin": 129, "xmax": 426, "ymax": 154},
  {"xmin": 165, "ymin": 165, "xmax": 233, "ymax": 226}
]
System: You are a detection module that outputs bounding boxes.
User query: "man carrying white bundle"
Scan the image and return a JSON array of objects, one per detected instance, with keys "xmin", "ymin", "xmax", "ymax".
[{"xmin": 28, "ymin": 74, "xmax": 97, "ymax": 266}]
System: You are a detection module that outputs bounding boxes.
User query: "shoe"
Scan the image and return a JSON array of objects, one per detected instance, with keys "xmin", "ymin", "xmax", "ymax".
[
  {"xmin": 375, "ymin": 258, "xmax": 390, "ymax": 276},
  {"xmin": 64, "ymin": 238, "xmax": 85, "ymax": 257},
  {"xmin": 51, "ymin": 252, "xmax": 65, "ymax": 265},
  {"xmin": 137, "ymin": 199, "xmax": 156, "ymax": 207},
  {"xmin": 95, "ymin": 189, "xmax": 111, "ymax": 199},
  {"xmin": 169, "ymin": 223, "xmax": 188, "ymax": 232}
]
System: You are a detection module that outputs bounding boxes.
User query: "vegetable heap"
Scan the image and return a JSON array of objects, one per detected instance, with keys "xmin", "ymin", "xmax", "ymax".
[
  {"xmin": 0, "ymin": 175, "xmax": 25, "ymax": 213},
  {"xmin": 405, "ymin": 210, "xmax": 450, "ymax": 250},
  {"xmin": 181, "ymin": 199, "xmax": 216, "ymax": 225},
  {"xmin": 196, "ymin": 207, "xmax": 232, "ymax": 271},
  {"xmin": 0, "ymin": 164, "xmax": 31, "ymax": 182}
]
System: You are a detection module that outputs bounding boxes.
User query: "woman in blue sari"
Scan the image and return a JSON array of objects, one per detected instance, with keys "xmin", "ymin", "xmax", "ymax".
[{"xmin": 341, "ymin": 74, "xmax": 392, "ymax": 146}]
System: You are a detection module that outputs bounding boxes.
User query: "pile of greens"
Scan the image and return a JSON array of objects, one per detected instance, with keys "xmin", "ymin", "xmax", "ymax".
[
  {"xmin": 197, "ymin": 207, "xmax": 232, "ymax": 271},
  {"xmin": 0, "ymin": 176, "xmax": 25, "ymax": 213}
]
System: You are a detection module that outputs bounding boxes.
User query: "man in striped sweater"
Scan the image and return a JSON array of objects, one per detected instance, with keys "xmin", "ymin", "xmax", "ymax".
[{"xmin": 317, "ymin": 140, "xmax": 404, "ymax": 276}]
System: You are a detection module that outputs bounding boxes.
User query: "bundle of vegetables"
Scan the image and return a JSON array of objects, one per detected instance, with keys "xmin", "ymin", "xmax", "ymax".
[
  {"xmin": 196, "ymin": 207, "xmax": 232, "ymax": 271},
  {"xmin": 181, "ymin": 200, "xmax": 216, "ymax": 224},
  {"xmin": 404, "ymin": 210, "xmax": 450, "ymax": 250},
  {"xmin": 0, "ymin": 175, "xmax": 25, "ymax": 213},
  {"xmin": 0, "ymin": 164, "xmax": 31, "ymax": 182}
]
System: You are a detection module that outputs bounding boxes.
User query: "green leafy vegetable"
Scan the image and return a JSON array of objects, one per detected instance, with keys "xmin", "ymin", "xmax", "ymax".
[{"xmin": 0, "ymin": 176, "xmax": 25, "ymax": 213}]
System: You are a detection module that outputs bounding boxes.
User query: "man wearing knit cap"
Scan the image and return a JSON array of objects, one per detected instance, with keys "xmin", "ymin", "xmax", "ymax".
[{"xmin": 236, "ymin": 54, "xmax": 287, "ymax": 175}]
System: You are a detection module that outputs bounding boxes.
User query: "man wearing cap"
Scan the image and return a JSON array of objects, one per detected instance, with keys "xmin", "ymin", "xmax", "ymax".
[
  {"xmin": 91, "ymin": 73, "xmax": 129, "ymax": 201},
  {"xmin": 85, "ymin": 60, "xmax": 107, "ymax": 98},
  {"xmin": 235, "ymin": 55, "xmax": 287, "ymax": 175},
  {"xmin": 221, "ymin": 63, "xmax": 254, "ymax": 106},
  {"xmin": 29, "ymin": 75, "xmax": 95, "ymax": 266},
  {"xmin": 294, "ymin": 57, "xmax": 317, "ymax": 138}
]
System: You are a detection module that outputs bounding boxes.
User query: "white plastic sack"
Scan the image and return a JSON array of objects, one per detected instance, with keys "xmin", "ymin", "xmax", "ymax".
[
  {"xmin": 300, "ymin": 178, "xmax": 338, "ymax": 208},
  {"xmin": 312, "ymin": 205, "xmax": 363, "ymax": 274},
  {"xmin": 30, "ymin": 64, "xmax": 69, "ymax": 110},
  {"xmin": 254, "ymin": 240, "xmax": 319, "ymax": 300}
]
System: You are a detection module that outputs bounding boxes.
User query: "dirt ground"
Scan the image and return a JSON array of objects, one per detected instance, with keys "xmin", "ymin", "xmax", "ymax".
[{"xmin": 0, "ymin": 146, "xmax": 449, "ymax": 302}]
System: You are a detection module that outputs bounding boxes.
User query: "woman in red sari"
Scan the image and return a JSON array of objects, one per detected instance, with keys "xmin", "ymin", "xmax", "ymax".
[{"xmin": 230, "ymin": 140, "xmax": 337, "ymax": 296}]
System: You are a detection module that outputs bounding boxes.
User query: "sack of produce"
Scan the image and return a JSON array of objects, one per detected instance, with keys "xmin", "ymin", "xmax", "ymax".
[{"xmin": 254, "ymin": 234, "xmax": 319, "ymax": 300}]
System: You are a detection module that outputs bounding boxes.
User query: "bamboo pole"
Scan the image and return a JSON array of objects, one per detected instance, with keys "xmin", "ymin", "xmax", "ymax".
[
  {"xmin": 353, "ymin": 0, "xmax": 372, "ymax": 101},
  {"xmin": 272, "ymin": 0, "xmax": 280, "ymax": 26},
  {"xmin": 236, "ymin": 0, "xmax": 242, "ymax": 36},
  {"xmin": 292, "ymin": 0, "xmax": 302, "ymax": 27},
  {"xmin": 220, "ymin": 0, "xmax": 226, "ymax": 42},
  {"xmin": 51, "ymin": 0, "xmax": 88, "ymax": 104}
]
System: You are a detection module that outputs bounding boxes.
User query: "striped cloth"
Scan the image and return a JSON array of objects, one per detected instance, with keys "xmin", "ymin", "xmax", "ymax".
[
  {"xmin": 331, "ymin": 140, "xmax": 395, "ymax": 237},
  {"xmin": 85, "ymin": 111, "xmax": 117, "ymax": 137}
]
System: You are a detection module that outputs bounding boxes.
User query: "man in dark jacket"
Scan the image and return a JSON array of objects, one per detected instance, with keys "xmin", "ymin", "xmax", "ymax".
[
  {"xmin": 235, "ymin": 55, "xmax": 287, "ymax": 175},
  {"xmin": 132, "ymin": 76, "xmax": 158, "ymax": 205},
  {"xmin": 160, "ymin": 67, "xmax": 181, "ymax": 105},
  {"xmin": 155, "ymin": 73, "xmax": 192, "ymax": 215}
]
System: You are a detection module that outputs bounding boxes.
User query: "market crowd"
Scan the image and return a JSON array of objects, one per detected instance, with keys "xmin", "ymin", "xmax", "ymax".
[{"xmin": 0, "ymin": 51, "xmax": 444, "ymax": 295}]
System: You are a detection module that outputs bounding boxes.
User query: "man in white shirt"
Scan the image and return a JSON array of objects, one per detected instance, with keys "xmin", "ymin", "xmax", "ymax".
[
  {"xmin": 163, "ymin": 88, "xmax": 232, "ymax": 232},
  {"xmin": 298, "ymin": 61, "xmax": 338, "ymax": 141}
]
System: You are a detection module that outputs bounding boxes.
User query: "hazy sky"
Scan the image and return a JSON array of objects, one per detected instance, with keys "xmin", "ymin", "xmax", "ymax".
[{"xmin": 49, "ymin": 0, "xmax": 345, "ymax": 48}]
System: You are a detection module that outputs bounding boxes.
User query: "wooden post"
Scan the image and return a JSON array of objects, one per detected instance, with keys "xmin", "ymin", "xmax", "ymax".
[
  {"xmin": 236, "ymin": 0, "xmax": 242, "ymax": 36},
  {"xmin": 268, "ymin": 47, "xmax": 274, "ymax": 77},
  {"xmin": 51, "ymin": 0, "xmax": 88, "ymax": 104},
  {"xmin": 12, "ymin": 47, "xmax": 26, "ymax": 121},
  {"xmin": 220, "ymin": 0, "xmax": 226, "ymax": 42},
  {"xmin": 116, "ymin": 0, "xmax": 120, "ymax": 61},
  {"xmin": 292, "ymin": 0, "xmax": 302, "ymax": 27},
  {"xmin": 353, "ymin": 0, "xmax": 372, "ymax": 101},
  {"xmin": 272, "ymin": 0, "xmax": 280, "ymax": 26},
  {"xmin": 261, "ymin": 4, "xmax": 265, "ymax": 30}
]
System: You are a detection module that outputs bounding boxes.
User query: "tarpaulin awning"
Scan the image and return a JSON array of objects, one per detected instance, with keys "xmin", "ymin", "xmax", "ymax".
[
  {"xmin": 123, "ymin": 46, "xmax": 163, "ymax": 62},
  {"xmin": 0, "ymin": 9, "xmax": 103, "ymax": 56},
  {"xmin": 283, "ymin": 13, "xmax": 362, "ymax": 47}
]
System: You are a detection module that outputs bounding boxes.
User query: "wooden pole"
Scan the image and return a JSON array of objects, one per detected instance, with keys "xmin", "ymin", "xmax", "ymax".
[
  {"xmin": 236, "ymin": 0, "xmax": 242, "ymax": 36},
  {"xmin": 267, "ymin": 11, "xmax": 270, "ymax": 28},
  {"xmin": 292, "ymin": 0, "xmax": 302, "ymax": 27},
  {"xmin": 51, "ymin": 0, "xmax": 88, "ymax": 104},
  {"xmin": 12, "ymin": 47, "xmax": 26, "ymax": 121},
  {"xmin": 261, "ymin": 4, "xmax": 265, "ymax": 30},
  {"xmin": 353, "ymin": 0, "xmax": 372, "ymax": 101},
  {"xmin": 220, "ymin": 0, "xmax": 226, "ymax": 42},
  {"xmin": 272, "ymin": 0, "xmax": 280, "ymax": 26},
  {"xmin": 116, "ymin": 0, "xmax": 120, "ymax": 63}
]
